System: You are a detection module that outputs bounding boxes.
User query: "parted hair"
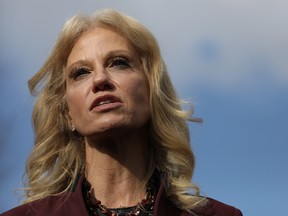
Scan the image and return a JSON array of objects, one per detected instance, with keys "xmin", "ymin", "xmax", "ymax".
[{"xmin": 25, "ymin": 9, "xmax": 206, "ymax": 213}]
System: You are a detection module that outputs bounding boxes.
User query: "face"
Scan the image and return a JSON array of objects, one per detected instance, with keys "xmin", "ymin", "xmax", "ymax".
[{"xmin": 65, "ymin": 27, "xmax": 150, "ymax": 137}]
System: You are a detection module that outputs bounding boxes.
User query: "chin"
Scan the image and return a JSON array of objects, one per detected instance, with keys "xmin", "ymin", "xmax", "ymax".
[{"xmin": 81, "ymin": 123, "xmax": 125, "ymax": 136}]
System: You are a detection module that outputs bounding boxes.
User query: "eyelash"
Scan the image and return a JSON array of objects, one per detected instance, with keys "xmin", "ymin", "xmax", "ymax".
[
  {"xmin": 69, "ymin": 67, "xmax": 90, "ymax": 80},
  {"xmin": 107, "ymin": 57, "xmax": 130, "ymax": 69},
  {"xmin": 69, "ymin": 57, "xmax": 131, "ymax": 81}
]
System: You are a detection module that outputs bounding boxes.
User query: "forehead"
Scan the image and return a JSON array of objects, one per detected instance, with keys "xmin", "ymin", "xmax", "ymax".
[{"xmin": 67, "ymin": 27, "xmax": 132, "ymax": 61}]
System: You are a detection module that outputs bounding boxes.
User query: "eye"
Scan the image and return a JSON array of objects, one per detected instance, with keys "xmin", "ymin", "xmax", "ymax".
[
  {"xmin": 107, "ymin": 57, "xmax": 130, "ymax": 69},
  {"xmin": 69, "ymin": 67, "xmax": 91, "ymax": 81}
]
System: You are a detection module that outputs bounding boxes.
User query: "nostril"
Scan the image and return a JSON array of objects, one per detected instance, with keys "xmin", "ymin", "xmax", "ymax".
[
  {"xmin": 92, "ymin": 81, "xmax": 114, "ymax": 93},
  {"xmin": 103, "ymin": 83, "xmax": 113, "ymax": 90}
]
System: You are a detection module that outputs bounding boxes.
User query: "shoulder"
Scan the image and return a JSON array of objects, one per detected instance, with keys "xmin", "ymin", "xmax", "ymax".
[
  {"xmin": 1, "ymin": 204, "xmax": 30, "ymax": 216},
  {"xmin": 197, "ymin": 197, "xmax": 243, "ymax": 216},
  {"xmin": 1, "ymin": 176, "xmax": 87, "ymax": 216},
  {"xmin": 0, "ymin": 195, "xmax": 67, "ymax": 216}
]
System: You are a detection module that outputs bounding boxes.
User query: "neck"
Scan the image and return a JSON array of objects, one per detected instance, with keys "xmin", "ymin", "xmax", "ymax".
[{"xmin": 84, "ymin": 130, "xmax": 150, "ymax": 208}]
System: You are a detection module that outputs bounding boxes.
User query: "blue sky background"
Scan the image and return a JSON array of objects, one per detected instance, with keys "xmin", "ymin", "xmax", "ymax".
[{"xmin": 0, "ymin": 1, "xmax": 287, "ymax": 215}]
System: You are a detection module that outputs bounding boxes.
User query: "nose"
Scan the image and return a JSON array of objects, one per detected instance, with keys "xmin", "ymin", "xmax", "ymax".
[{"xmin": 92, "ymin": 70, "xmax": 114, "ymax": 93}]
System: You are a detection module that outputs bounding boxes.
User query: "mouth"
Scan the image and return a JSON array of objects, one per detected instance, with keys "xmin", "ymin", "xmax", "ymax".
[{"xmin": 90, "ymin": 95, "xmax": 122, "ymax": 111}]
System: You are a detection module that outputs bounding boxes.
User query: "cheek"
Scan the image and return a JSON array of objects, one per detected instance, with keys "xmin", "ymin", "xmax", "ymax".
[
  {"xmin": 135, "ymin": 86, "xmax": 149, "ymax": 105},
  {"xmin": 65, "ymin": 90, "xmax": 83, "ymax": 118},
  {"xmin": 129, "ymin": 78, "xmax": 150, "ymax": 112}
]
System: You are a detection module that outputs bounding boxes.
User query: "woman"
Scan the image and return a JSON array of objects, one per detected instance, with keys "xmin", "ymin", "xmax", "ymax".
[{"xmin": 1, "ymin": 9, "xmax": 242, "ymax": 216}]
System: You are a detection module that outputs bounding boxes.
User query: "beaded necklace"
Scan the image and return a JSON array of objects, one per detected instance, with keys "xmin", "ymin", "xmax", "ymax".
[{"xmin": 82, "ymin": 175, "xmax": 158, "ymax": 216}]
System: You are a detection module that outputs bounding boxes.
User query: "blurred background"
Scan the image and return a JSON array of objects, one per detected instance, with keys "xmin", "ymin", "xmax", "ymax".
[{"xmin": 0, "ymin": 1, "xmax": 287, "ymax": 215}]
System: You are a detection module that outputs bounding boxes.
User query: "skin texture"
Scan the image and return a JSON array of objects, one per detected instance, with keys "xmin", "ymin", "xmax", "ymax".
[{"xmin": 65, "ymin": 27, "xmax": 151, "ymax": 208}]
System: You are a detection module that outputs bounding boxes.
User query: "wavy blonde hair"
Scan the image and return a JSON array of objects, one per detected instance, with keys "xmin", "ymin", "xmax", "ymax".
[{"xmin": 25, "ymin": 9, "xmax": 206, "ymax": 212}]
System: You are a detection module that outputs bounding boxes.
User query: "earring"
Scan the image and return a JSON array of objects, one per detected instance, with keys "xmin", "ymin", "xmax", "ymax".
[{"xmin": 71, "ymin": 123, "xmax": 76, "ymax": 132}]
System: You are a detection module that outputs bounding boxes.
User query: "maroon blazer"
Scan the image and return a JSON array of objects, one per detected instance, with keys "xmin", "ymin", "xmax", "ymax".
[{"xmin": 1, "ymin": 176, "xmax": 242, "ymax": 216}]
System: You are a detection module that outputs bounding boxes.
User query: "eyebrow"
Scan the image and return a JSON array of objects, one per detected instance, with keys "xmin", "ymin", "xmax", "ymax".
[{"xmin": 66, "ymin": 49, "xmax": 134, "ymax": 73}]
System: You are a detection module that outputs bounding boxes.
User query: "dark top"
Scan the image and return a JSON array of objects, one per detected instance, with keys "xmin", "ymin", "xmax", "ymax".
[{"xmin": 0, "ymin": 175, "xmax": 242, "ymax": 216}]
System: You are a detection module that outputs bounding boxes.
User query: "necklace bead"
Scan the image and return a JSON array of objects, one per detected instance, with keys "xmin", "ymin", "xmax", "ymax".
[{"xmin": 82, "ymin": 174, "xmax": 158, "ymax": 216}]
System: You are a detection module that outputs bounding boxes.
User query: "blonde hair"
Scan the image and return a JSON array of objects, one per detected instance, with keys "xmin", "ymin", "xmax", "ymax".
[{"xmin": 25, "ymin": 9, "xmax": 206, "ymax": 212}]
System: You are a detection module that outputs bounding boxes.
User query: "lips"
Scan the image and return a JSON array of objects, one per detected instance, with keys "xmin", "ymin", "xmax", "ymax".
[{"xmin": 90, "ymin": 94, "xmax": 122, "ymax": 111}]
